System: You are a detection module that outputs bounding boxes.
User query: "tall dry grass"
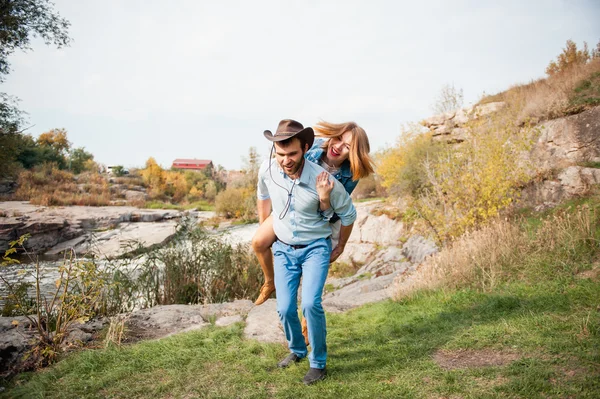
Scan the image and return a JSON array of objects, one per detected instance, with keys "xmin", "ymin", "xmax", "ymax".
[
  {"xmin": 15, "ymin": 164, "xmax": 111, "ymax": 206},
  {"xmin": 479, "ymin": 58, "xmax": 600, "ymax": 124},
  {"xmin": 394, "ymin": 204, "xmax": 599, "ymax": 298}
]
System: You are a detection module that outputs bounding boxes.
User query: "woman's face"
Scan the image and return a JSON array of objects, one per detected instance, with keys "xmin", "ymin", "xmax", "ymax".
[{"xmin": 326, "ymin": 131, "xmax": 352, "ymax": 165}]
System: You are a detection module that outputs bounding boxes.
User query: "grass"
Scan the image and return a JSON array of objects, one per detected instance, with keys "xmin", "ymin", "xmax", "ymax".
[
  {"xmin": 2, "ymin": 276, "xmax": 598, "ymax": 398},
  {"xmin": 143, "ymin": 200, "xmax": 215, "ymax": 211},
  {"xmin": 2, "ymin": 196, "xmax": 599, "ymax": 398},
  {"xmin": 477, "ymin": 58, "xmax": 600, "ymax": 123}
]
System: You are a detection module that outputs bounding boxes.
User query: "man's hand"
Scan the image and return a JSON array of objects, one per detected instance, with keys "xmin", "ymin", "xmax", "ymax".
[{"xmin": 330, "ymin": 244, "xmax": 345, "ymax": 263}]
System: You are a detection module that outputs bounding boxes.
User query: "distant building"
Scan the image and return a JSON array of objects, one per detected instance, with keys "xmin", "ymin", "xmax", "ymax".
[{"xmin": 171, "ymin": 159, "xmax": 213, "ymax": 171}]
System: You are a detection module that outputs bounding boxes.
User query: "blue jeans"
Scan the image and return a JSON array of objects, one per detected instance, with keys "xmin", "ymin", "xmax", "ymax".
[{"xmin": 272, "ymin": 237, "xmax": 331, "ymax": 369}]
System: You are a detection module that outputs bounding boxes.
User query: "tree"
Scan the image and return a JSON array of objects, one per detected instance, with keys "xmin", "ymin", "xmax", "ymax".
[
  {"xmin": 0, "ymin": 0, "xmax": 70, "ymax": 177},
  {"xmin": 431, "ymin": 84, "xmax": 464, "ymax": 115},
  {"xmin": 69, "ymin": 147, "xmax": 95, "ymax": 174},
  {"xmin": 0, "ymin": 0, "xmax": 70, "ymax": 84},
  {"xmin": 37, "ymin": 128, "xmax": 70, "ymax": 154},
  {"xmin": 546, "ymin": 39, "xmax": 593, "ymax": 76},
  {"xmin": 241, "ymin": 146, "xmax": 261, "ymax": 188}
]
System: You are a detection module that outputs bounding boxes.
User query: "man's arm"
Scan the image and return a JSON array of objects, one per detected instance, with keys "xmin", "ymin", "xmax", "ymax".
[
  {"xmin": 330, "ymin": 222, "xmax": 354, "ymax": 263},
  {"xmin": 257, "ymin": 198, "xmax": 272, "ymax": 224}
]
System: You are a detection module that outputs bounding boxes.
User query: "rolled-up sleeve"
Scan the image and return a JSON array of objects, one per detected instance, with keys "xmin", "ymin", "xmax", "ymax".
[
  {"xmin": 329, "ymin": 179, "xmax": 356, "ymax": 226},
  {"xmin": 257, "ymin": 159, "xmax": 271, "ymax": 200}
]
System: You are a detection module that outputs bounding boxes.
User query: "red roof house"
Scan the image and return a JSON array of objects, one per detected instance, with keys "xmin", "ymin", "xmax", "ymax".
[{"xmin": 171, "ymin": 159, "xmax": 213, "ymax": 171}]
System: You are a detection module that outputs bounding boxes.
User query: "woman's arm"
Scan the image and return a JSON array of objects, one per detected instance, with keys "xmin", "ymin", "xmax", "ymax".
[{"xmin": 316, "ymin": 171, "xmax": 334, "ymax": 211}]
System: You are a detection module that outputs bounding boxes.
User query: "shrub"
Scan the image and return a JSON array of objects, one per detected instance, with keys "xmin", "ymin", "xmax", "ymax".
[
  {"xmin": 215, "ymin": 187, "xmax": 256, "ymax": 220},
  {"xmin": 377, "ymin": 124, "xmax": 443, "ymax": 197},
  {"xmin": 15, "ymin": 163, "xmax": 111, "ymax": 206},
  {"xmin": 110, "ymin": 222, "xmax": 263, "ymax": 307},
  {"xmin": 394, "ymin": 203, "xmax": 600, "ymax": 298},
  {"xmin": 414, "ymin": 111, "xmax": 536, "ymax": 242}
]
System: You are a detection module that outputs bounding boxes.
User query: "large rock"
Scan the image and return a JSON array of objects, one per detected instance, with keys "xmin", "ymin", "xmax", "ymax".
[
  {"xmin": 244, "ymin": 299, "xmax": 286, "ymax": 344},
  {"xmin": 126, "ymin": 300, "xmax": 254, "ymax": 340},
  {"xmin": 0, "ymin": 202, "xmax": 185, "ymax": 258},
  {"xmin": 531, "ymin": 106, "xmax": 600, "ymax": 170}
]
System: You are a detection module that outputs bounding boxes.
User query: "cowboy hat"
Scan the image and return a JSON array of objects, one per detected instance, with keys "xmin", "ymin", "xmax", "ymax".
[{"xmin": 264, "ymin": 119, "xmax": 314, "ymax": 149}]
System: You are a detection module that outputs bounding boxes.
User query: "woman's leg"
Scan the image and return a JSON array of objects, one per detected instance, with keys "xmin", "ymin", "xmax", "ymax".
[{"xmin": 252, "ymin": 215, "xmax": 277, "ymax": 305}]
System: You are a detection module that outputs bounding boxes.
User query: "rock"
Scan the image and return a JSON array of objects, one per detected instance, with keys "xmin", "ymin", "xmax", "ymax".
[
  {"xmin": 126, "ymin": 300, "xmax": 254, "ymax": 341},
  {"xmin": 422, "ymin": 113, "xmax": 448, "ymax": 127},
  {"xmin": 402, "ymin": 235, "xmax": 438, "ymax": 264},
  {"xmin": 531, "ymin": 106, "xmax": 600, "ymax": 171},
  {"xmin": 335, "ymin": 242, "xmax": 377, "ymax": 266},
  {"xmin": 244, "ymin": 299, "xmax": 286, "ymax": 344},
  {"xmin": 558, "ymin": 166, "xmax": 600, "ymax": 196},
  {"xmin": 350, "ymin": 211, "xmax": 405, "ymax": 246},
  {"xmin": 0, "ymin": 316, "xmax": 36, "ymax": 376},
  {"xmin": 45, "ymin": 235, "xmax": 88, "ymax": 255},
  {"xmin": 215, "ymin": 315, "xmax": 243, "ymax": 327},
  {"xmin": 124, "ymin": 190, "xmax": 148, "ymax": 202},
  {"xmin": 127, "ymin": 304, "xmax": 209, "ymax": 340},
  {"xmin": 452, "ymin": 108, "xmax": 469, "ymax": 125},
  {"xmin": 63, "ymin": 328, "xmax": 93, "ymax": 346},
  {"xmin": 474, "ymin": 102, "xmax": 506, "ymax": 116}
]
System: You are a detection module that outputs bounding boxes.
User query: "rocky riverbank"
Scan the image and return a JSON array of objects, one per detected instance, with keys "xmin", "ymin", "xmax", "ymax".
[{"xmin": 0, "ymin": 202, "xmax": 217, "ymax": 259}]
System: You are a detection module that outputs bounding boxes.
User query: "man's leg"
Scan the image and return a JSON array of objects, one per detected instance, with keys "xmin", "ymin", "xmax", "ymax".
[
  {"xmin": 272, "ymin": 241, "xmax": 308, "ymax": 359},
  {"xmin": 300, "ymin": 238, "xmax": 331, "ymax": 370}
]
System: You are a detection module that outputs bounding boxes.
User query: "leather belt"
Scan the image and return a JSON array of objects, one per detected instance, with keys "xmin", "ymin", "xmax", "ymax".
[{"xmin": 276, "ymin": 236, "xmax": 331, "ymax": 250}]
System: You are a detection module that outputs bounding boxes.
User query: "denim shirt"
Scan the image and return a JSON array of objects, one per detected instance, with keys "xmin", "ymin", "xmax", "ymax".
[{"xmin": 305, "ymin": 138, "xmax": 358, "ymax": 222}]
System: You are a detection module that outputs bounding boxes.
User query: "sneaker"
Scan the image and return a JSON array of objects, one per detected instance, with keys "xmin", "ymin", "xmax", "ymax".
[
  {"xmin": 277, "ymin": 353, "xmax": 303, "ymax": 368},
  {"xmin": 303, "ymin": 367, "xmax": 327, "ymax": 385},
  {"xmin": 254, "ymin": 283, "xmax": 275, "ymax": 305},
  {"xmin": 301, "ymin": 317, "xmax": 309, "ymax": 346}
]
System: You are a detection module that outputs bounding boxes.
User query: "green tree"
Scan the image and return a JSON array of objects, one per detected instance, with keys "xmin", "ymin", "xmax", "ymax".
[
  {"xmin": 69, "ymin": 147, "xmax": 95, "ymax": 174},
  {"xmin": 0, "ymin": 0, "xmax": 70, "ymax": 177}
]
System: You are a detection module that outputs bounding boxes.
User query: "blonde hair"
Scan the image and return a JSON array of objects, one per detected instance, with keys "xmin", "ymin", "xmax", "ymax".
[{"xmin": 313, "ymin": 121, "xmax": 375, "ymax": 180}]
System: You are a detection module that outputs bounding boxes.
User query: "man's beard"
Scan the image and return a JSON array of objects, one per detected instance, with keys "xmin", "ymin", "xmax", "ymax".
[{"xmin": 281, "ymin": 157, "xmax": 304, "ymax": 177}]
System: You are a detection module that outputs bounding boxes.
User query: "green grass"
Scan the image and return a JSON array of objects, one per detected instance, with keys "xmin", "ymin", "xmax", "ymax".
[
  {"xmin": 143, "ymin": 200, "xmax": 215, "ymax": 211},
  {"xmin": 4, "ymin": 275, "xmax": 598, "ymax": 398},
  {"xmin": 567, "ymin": 71, "xmax": 600, "ymax": 112}
]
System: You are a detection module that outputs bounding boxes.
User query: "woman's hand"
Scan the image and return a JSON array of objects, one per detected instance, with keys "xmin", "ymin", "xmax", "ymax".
[{"xmin": 316, "ymin": 171, "xmax": 334, "ymax": 202}]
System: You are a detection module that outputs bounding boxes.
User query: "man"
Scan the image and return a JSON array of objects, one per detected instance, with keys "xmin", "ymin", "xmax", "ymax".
[{"xmin": 257, "ymin": 119, "xmax": 357, "ymax": 385}]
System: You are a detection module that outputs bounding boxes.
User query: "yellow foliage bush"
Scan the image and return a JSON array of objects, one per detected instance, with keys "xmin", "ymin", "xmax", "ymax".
[
  {"xmin": 215, "ymin": 187, "xmax": 256, "ymax": 220},
  {"xmin": 415, "ymin": 111, "xmax": 536, "ymax": 241},
  {"xmin": 377, "ymin": 124, "xmax": 442, "ymax": 196}
]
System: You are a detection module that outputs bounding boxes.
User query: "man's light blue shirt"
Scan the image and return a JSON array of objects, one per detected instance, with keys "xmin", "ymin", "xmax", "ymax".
[{"xmin": 257, "ymin": 158, "xmax": 357, "ymax": 245}]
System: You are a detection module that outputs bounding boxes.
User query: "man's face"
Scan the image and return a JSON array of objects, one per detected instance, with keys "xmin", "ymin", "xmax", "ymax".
[{"xmin": 274, "ymin": 139, "xmax": 307, "ymax": 177}]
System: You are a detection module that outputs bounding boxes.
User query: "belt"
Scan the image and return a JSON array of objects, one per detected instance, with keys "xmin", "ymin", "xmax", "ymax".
[
  {"xmin": 276, "ymin": 239, "xmax": 308, "ymax": 250},
  {"xmin": 276, "ymin": 236, "xmax": 331, "ymax": 250}
]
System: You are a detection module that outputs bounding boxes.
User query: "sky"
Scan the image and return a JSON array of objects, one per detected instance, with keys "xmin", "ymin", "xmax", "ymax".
[{"xmin": 3, "ymin": 0, "xmax": 599, "ymax": 170}]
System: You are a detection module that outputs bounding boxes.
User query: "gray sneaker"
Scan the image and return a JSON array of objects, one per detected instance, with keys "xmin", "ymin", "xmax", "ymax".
[
  {"xmin": 277, "ymin": 353, "xmax": 303, "ymax": 368},
  {"xmin": 303, "ymin": 367, "xmax": 327, "ymax": 385}
]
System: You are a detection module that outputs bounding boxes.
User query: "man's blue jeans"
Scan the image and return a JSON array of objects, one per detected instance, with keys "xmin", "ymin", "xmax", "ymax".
[{"xmin": 272, "ymin": 237, "xmax": 331, "ymax": 369}]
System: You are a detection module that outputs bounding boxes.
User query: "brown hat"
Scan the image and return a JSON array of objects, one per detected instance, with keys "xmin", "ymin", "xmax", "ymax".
[{"xmin": 264, "ymin": 119, "xmax": 314, "ymax": 149}]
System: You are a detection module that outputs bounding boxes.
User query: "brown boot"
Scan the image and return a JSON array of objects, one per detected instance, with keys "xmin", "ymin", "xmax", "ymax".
[
  {"xmin": 301, "ymin": 317, "xmax": 309, "ymax": 346},
  {"xmin": 254, "ymin": 283, "xmax": 275, "ymax": 305}
]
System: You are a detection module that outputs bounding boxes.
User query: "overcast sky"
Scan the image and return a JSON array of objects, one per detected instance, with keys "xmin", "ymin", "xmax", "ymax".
[{"xmin": 4, "ymin": 0, "xmax": 599, "ymax": 170}]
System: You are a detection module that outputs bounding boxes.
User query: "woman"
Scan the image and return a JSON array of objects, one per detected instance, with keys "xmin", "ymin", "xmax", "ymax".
[{"xmin": 252, "ymin": 121, "xmax": 374, "ymax": 308}]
